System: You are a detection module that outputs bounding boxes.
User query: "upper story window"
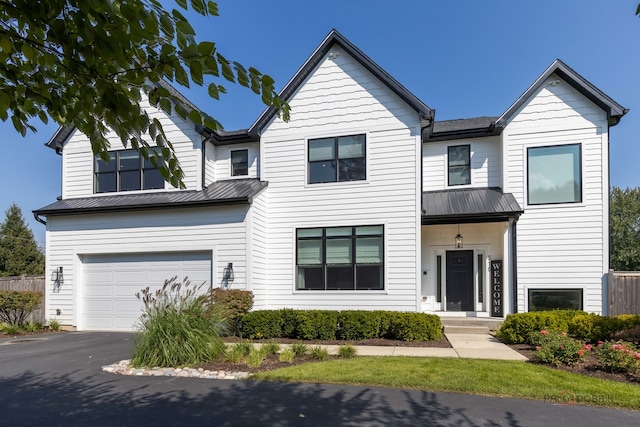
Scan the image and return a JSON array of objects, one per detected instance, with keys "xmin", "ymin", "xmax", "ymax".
[
  {"xmin": 308, "ymin": 134, "xmax": 365, "ymax": 184},
  {"xmin": 94, "ymin": 149, "xmax": 164, "ymax": 194},
  {"xmin": 448, "ymin": 145, "xmax": 470, "ymax": 186},
  {"xmin": 296, "ymin": 225, "xmax": 384, "ymax": 290},
  {"xmin": 231, "ymin": 149, "xmax": 249, "ymax": 176},
  {"xmin": 527, "ymin": 144, "xmax": 581, "ymax": 205}
]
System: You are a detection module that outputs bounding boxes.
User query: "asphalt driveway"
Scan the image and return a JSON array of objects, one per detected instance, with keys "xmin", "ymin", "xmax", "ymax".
[{"xmin": 0, "ymin": 332, "xmax": 638, "ymax": 426}]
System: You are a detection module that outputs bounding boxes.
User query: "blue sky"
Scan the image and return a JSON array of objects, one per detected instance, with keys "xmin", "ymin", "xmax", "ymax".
[{"xmin": 2, "ymin": 0, "xmax": 640, "ymax": 248}]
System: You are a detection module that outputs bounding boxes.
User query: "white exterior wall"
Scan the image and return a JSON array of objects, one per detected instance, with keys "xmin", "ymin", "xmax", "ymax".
[
  {"xmin": 422, "ymin": 136, "xmax": 502, "ymax": 191},
  {"xmin": 503, "ymin": 74, "xmax": 609, "ymax": 314},
  {"xmin": 204, "ymin": 141, "xmax": 216, "ymax": 186},
  {"xmin": 62, "ymin": 97, "xmax": 204, "ymax": 198},
  {"xmin": 214, "ymin": 142, "xmax": 260, "ymax": 180},
  {"xmin": 44, "ymin": 206, "xmax": 248, "ymax": 327},
  {"xmin": 248, "ymin": 187, "xmax": 268, "ymax": 309},
  {"xmin": 260, "ymin": 45, "xmax": 422, "ymax": 311}
]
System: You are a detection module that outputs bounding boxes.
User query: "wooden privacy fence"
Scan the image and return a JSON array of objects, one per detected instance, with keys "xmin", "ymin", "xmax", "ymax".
[
  {"xmin": 0, "ymin": 275, "xmax": 46, "ymax": 324},
  {"xmin": 608, "ymin": 271, "xmax": 640, "ymax": 316}
]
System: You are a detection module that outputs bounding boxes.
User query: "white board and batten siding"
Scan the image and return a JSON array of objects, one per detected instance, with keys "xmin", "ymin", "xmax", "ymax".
[
  {"xmin": 260, "ymin": 45, "xmax": 422, "ymax": 312},
  {"xmin": 422, "ymin": 136, "xmax": 502, "ymax": 191},
  {"xmin": 62, "ymin": 96, "xmax": 205, "ymax": 199},
  {"xmin": 503, "ymin": 75, "xmax": 609, "ymax": 314},
  {"xmin": 45, "ymin": 206, "xmax": 249, "ymax": 330}
]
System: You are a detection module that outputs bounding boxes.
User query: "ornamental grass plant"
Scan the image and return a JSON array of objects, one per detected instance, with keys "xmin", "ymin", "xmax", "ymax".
[{"xmin": 131, "ymin": 276, "xmax": 226, "ymax": 368}]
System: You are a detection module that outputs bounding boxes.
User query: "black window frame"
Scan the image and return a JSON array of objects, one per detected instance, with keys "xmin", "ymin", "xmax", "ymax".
[
  {"xmin": 527, "ymin": 143, "xmax": 582, "ymax": 205},
  {"xmin": 447, "ymin": 144, "xmax": 471, "ymax": 186},
  {"xmin": 296, "ymin": 225, "xmax": 384, "ymax": 291},
  {"xmin": 231, "ymin": 149, "xmax": 249, "ymax": 177},
  {"xmin": 528, "ymin": 288, "xmax": 583, "ymax": 311},
  {"xmin": 308, "ymin": 134, "xmax": 366, "ymax": 184},
  {"xmin": 94, "ymin": 148, "xmax": 164, "ymax": 194}
]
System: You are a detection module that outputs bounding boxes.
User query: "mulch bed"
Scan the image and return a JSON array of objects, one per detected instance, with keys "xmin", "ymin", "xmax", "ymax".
[
  {"xmin": 222, "ymin": 335, "xmax": 452, "ymax": 348},
  {"xmin": 509, "ymin": 343, "xmax": 640, "ymax": 386}
]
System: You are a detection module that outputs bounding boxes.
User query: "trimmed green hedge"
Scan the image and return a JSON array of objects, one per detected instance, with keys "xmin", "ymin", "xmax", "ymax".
[
  {"xmin": 496, "ymin": 310, "xmax": 640, "ymax": 344},
  {"xmin": 240, "ymin": 309, "xmax": 442, "ymax": 342}
]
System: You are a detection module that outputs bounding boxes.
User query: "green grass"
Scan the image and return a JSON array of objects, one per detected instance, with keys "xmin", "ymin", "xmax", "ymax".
[{"xmin": 251, "ymin": 357, "xmax": 640, "ymax": 410}]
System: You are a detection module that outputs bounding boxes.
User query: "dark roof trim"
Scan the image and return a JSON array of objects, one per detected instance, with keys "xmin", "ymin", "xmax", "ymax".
[
  {"xmin": 496, "ymin": 59, "xmax": 628, "ymax": 128},
  {"xmin": 422, "ymin": 212, "xmax": 518, "ymax": 226},
  {"xmin": 34, "ymin": 179, "xmax": 267, "ymax": 217},
  {"xmin": 46, "ymin": 80, "xmax": 207, "ymax": 152},
  {"xmin": 425, "ymin": 116, "xmax": 501, "ymax": 142},
  {"xmin": 249, "ymin": 29, "xmax": 432, "ymax": 136},
  {"xmin": 196, "ymin": 126, "xmax": 259, "ymax": 145}
]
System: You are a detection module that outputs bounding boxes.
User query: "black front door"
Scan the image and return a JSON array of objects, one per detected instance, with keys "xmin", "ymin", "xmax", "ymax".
[{"xmin": 446, "ymin": 250, "xmax": 474, "ymax": 311}]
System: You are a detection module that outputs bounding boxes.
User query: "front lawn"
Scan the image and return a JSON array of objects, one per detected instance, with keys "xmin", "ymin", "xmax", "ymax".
[{"xmin": 250, "ymin": 357, "xmax": 640, "ymax": 410}]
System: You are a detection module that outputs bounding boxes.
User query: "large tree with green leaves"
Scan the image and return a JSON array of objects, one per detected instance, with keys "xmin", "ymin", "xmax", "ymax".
[
  {"xmin": 610, "ymin": 186, "xmax": 640, "ymax": 271},
  {"xmin": 0, "ymin": 0, "xmax": 289, "ymax": 187},
  {"xmin": 0, "ymin": 204, "xmax": 45, "ymax": 276}
]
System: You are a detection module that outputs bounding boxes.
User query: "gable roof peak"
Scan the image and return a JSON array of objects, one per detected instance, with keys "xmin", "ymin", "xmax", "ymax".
[
  {"xmin": 249, "ymin": 29, "xmax": 432, "ymax": 136},
  {"xmin": 497, "ymin": 58, "xmax": 627, "ymax": 127}
]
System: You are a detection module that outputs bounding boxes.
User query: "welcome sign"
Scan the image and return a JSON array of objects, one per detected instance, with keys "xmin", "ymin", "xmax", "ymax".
[{"xmin": 491, "ymin": 260, "xmax": 503, "ymax": 317}]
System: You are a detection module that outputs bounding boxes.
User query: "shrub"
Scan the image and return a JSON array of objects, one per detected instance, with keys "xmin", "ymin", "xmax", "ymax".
[
  {"xmin": 568, "ymin": 314, "xmax": 640, "ymax": 343},
  {"xmin": 497, "ymin": 310, "xmax": 582, "ymax": 344},
  {"xmin": 530, "ymin": 330, "xmax": 591, "ymax": 366},
  {"xmin": 131, "ymin": 277, "xmax": 226, "ymax": 368},
  {"xmin": 24, "ymin": 322, "xmax": 41, "ymax": 333},
  {"xmin": 225, "ymin": 344, "xmax": 248, "ymax": 363},
  {"xmin": 207, "ymin": 288, "xmax": 253, "ymax": 335},
  {"xmin": 262, "ymin": 341, "xmax": 281, "ymax": 355},
  {"xmin": 387, "ymin": 312, "xmax": 442, "ymax": 342},
  {"xmin": 338, "ymin": 344, "xmax": 358, "ymax": 358},
  {"xmin": 280, "ymin": 308, "xmax": 298, "ymax": 338},
  {"xmin": 291, "ymin": 343, "xmax": 309, "ymax": 357},
  {"xmin": 309, "ymin": 346, "xmax": 329, "ymax": 361},
  {"xmin": 0, "ymin": 290, "xmax": 43, "ymax": 327},
  {"xmin": 240, "ymin": 310, "xmax": 282, "ymax": 339},
  {"xmin": 596, "ymin": 341, "xmax": 640, "ymax": 375},
  {"xmin": 336, "ymin": 311, "xmax": 381, "ymax": 340},
  {"xmin": 48, "ymin": 319, "xmax": 60, "ymax": 331},
  {"xmin": 612, "ymin": 325, "xmax": 640, "ymax": 345},
  {"xmin": 295, "ymin": 310, "xmax": 338, "ymax": 340},
  {"xmin": 279, "ymin": 348, "xmax": 295, "ymax": 363},
  {"xmin": 246, "ymin": 348, "xmax": 266, "ymax": 367},
  {"xmin": 3, "ymin": 324, "xmax": 20, "ymax": 335}
]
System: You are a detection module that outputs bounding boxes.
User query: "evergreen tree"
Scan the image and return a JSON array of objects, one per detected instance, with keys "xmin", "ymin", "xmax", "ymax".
[
  {"xmin": 0, "ymin": 204, "xmax": 45, "ymax": 276},
  {"xmin": 610, "ymin": 186, "xmax": 640, "ymax": 271}
]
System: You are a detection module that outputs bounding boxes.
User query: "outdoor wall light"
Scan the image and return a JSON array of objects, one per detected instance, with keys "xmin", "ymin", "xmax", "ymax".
[
  {"xmin": 51, "ymin": 266, "xmax": 64, "ymax": 283},
  {"xmin": 222, "ymin": 263, "xmax": 234, "ymax": 288},
  {"xmin": 455, "ymin": 225, "xmax": 463, "ymax": 249}
]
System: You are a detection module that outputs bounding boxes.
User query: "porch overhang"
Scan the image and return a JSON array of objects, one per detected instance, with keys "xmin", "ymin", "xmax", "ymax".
[{"xmin": 421, "ymin": 188, "xmax": 523, "ymax": 225}]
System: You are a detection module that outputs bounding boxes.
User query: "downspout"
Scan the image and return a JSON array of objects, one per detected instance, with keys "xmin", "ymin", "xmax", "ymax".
[
  {"xmin": 33, "ymin": 212, "xmax": 46, "ymax": 226},
  {"xmin": 511, "ymin": 216, "xmax": 519, "ymax": 313}
]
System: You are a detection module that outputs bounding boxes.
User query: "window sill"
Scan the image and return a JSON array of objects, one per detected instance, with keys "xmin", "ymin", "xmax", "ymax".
[
  {"xmin": 305, "ymin": 179, "xmax": 369, "ymax": 189},
  {"xmin": 293, "ymin": 289, "xmax": 387, "ymax": 294}
]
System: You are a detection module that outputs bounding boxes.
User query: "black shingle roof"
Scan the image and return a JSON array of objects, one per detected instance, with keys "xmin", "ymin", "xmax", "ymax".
[
  {"xmin": 422, "ymin": 187, "xmax": 523, "ymax": 225},
  {"xmin": 34, "ymin": 179, "xmax": 267, "ymax": 216}
]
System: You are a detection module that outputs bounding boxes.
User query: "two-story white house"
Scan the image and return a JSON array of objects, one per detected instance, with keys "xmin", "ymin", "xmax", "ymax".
[{"xmin": 35, "ymin": 30, "xmax": 626, "ymax": 331}]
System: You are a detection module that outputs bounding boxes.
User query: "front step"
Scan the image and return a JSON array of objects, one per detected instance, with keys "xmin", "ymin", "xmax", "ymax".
[{"xmin": 440, "ymin": 317, "xmax": 503, "ymax": 334}]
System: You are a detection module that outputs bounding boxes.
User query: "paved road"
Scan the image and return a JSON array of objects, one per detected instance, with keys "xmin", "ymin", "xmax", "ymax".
[{"xmin": 0, "ymin": 332, "xmax": 638, "ymax": 426}]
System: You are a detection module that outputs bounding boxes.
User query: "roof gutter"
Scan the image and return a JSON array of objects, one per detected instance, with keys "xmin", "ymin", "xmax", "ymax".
[{"xmin": 33, "ymin": 212, "xmax": 46, "ymax": 226}]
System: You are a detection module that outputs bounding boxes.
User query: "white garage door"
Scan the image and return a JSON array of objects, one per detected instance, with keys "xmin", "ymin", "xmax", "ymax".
[{"xmin": 82, "ymin": 252, "xmax": 212, "ymax": 331}]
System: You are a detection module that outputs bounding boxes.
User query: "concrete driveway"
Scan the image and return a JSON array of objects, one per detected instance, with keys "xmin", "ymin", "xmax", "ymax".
[{"xmin": 0, "ymin": 332, "xmax": 638, "ymax": 426}]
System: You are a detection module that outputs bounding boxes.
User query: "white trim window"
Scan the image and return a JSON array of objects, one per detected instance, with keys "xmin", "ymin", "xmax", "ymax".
[
  {"xmin": 296, "ymin": 225, "xmax": 384, "ymax": 290},
  {"xmin": 94, "ymin": 149, "xmax": 164, "ymax": 193},
  {"xmin": 308, "ymin": 134, "xmax": 366, "ymax": 184},
  {"xmin": 527, "ymin": 143, "xmax": 582, "ymax": 205}
]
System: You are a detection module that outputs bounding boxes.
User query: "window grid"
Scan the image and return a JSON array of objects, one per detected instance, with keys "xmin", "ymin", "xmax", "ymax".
[
  {"xmin": 231, "ymin": 149, "xmax": 249, "ymax": 176},
  {"xmin": 447, "ymin": 145, "xmax": 471, "ymax": 186},
  {"xmin": 308, "ymin": 134, "xmax": 366, "ymax": 184},
  {"xmin": 94, "ymin": 149, "xmax": 163, "ymax": 194},
  {"xmin": 296, "ymin": 225, "xmax": 384, "ymax": 290}
]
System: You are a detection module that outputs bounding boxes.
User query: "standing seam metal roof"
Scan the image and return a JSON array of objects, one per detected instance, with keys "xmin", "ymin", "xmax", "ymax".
[
  {"xmin": 422, "ymin": 188, "xmax": 523, "ymax": 225},
  {"xmin": 34, "ymin": 179, "xmax": 267, "ymax": 216}
]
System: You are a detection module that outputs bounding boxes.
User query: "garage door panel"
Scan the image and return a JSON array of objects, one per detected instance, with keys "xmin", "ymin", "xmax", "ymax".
[{"xmin": 82, "ymin": 252, "xmax": 212, "ymax": 331}]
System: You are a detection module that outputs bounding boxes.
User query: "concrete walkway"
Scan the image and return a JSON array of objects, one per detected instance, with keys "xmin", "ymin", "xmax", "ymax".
[{"xmin": 255, "ymin": 333, "xmax": 528, "ymax": 361}]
